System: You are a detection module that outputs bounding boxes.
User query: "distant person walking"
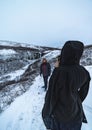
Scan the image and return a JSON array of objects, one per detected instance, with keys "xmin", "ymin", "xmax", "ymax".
[
  {"xmin": 40, "ymin": 58, "xmax": 51, "ymax": 90},
  {"xmin": 42, "ymin": 41, "xmax": 91, "ymax": 130}
]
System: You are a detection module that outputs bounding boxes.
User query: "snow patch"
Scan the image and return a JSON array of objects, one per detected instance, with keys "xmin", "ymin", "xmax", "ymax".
[
  {"xmin": 0, "ymin": 76, "xmax": 46, "ymax": 130},
  {"xmin": 0, "ymin": 49, "xmax": 16, "ymax": 55},
  {"xmin": 43, "ymin": 50, "xmax": 60, "ymax": 60}
]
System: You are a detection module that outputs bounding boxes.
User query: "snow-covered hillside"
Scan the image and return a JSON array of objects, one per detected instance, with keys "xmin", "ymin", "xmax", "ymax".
[
  {"xmin": 0, "ymin": 40, "xmax": 60, "ymax": 51},
  {"xmin": 0, "ymin": 66, "xmax": 92, "ymax": 130},
  {"xmin": 0, "ymin": 41, "xmax": 92, "ymax": 130},
  {"xmin": 0, "ymin": 40, "xmax": 40, "ymax": 50},
  {"xmin": 0, "ymin": 40, "xmax": 60, "ymax": 76},
  {"xmin": 0, "ymin": 49, "xmax": 60, "ymax": 112}
]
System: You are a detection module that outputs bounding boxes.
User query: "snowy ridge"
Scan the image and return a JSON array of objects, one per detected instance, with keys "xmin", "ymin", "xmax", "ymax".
[
  {"xmin": 0, "ymin": 40, "xmax": 61, "ymax": 51},
  {"xmin": 0, "ymin": 40, "xmax": 39, "ymax": 50},
  {"xmin": 0, "ymin": 50, "xmax": 92, "ymax": 130}
]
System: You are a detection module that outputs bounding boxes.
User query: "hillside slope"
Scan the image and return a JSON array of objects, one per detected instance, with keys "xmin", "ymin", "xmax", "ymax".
[
  {"xmin": 0, "ymin": 40, "xmax": 92, "ymax": 113},
  {"xmin": 0, "ymin": 66, "xmax": 92, "ymax": 130}
]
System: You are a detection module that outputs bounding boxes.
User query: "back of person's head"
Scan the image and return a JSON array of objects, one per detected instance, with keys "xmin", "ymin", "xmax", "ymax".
[
  {"xmin": 59, "ymin": 41, "xmax": 84, "ymax": 66},
  {"xmin": 42, "ymin": 58, "xmax": 47, "ymax": 63}
]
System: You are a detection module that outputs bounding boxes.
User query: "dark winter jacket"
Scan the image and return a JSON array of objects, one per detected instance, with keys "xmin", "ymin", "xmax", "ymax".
[
  {"xmin": 42, "ymin": 41, "xmax": 91, "ymax": 128},
  {"xmin": 40, "ymin": 62, "xmax": 51, "ymax": 77}
]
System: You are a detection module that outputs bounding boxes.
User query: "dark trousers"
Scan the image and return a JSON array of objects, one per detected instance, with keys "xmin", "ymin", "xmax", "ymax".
[
  {"xmin": 43, "ymin": 76, "xmax": 48, "ymax": 90},
  {"xmin": 50, "ymin": 118, "xmax": 82, "ymax": 130}
]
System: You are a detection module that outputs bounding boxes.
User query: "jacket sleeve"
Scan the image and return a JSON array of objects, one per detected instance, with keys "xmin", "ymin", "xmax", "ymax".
[
  {"xmin": 42, "ymin": 68, "xmax": 59, "ymax": 117},
  {"xmin": 78, "ymin": 72, "xmax": 91, "ymax": 102},
  {"xmin": 45, "ymin": 67, "xmax": 67, "ymax": 115},
  {"xmin": 49, "ymin": 68, "xmax": 68, "ymax": 115}
]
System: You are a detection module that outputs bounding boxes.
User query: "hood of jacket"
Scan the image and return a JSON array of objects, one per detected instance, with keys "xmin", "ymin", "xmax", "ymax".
[{"xmin": 60, "ymin": 41, "xmax": 84, "ymax": 65}]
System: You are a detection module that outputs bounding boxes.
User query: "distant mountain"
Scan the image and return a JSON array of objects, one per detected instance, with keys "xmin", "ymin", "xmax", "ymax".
[{"xmin": 0, "ymin": 40, "xmax": 61, "ymax": 51}]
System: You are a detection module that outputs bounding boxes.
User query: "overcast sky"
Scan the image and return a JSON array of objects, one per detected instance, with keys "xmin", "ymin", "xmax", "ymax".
[{"xmin": 0, "ymin": 0, "xmax": 92, "ymax": 47}]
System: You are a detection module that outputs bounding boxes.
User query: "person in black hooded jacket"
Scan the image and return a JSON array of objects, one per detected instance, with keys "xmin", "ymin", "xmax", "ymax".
[{"xmin": 42, "ymin": 41, "xmax": 91, "ymax": 130}]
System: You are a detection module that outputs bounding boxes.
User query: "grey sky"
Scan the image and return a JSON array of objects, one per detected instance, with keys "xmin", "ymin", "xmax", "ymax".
[{"xmin": 0, "ymin": 0, "xmax": 92, "ymax": 47}]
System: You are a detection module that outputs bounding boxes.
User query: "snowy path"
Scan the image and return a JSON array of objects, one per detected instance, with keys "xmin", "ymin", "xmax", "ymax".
[
  {"xmin": 0, "ymin": 66, "xmax": 92, "ymax": 130},
  {"xmin": 0, "ymin": 76, "xmax": 46, "ymax": 130},
  {"xmin": 82, "ymin": 66, "xmax": 92, "ymax": 130}
]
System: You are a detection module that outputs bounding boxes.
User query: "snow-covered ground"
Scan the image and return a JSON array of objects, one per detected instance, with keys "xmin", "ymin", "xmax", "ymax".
[
  {"xmin": 0, "ymin": 59, "xmax": 37, "ymax": 83},
  {"xmin": 0, "ymin": 49, "xmax": 16, "ymax": 56},
  {"xmin": 0, "ymin": 65, "xmax": 92, "ymax": 130},
  {"xmin": 82, "ymin": 66, "xmax": 92, "ymax": 130},
  {"xmin": 43, "ymin": 50, "xmax": 60, "ymax": 60},
  {"xmin": 0, "ymin": 75, "xmax": 46, "ymax": 130},
  {"xmin": 0, "ymin": 65, "xmax": 29, "ymax": 83},
  {"xmin": 0, "ymin": 49, "xmax": 17, "ymax": 60}
]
